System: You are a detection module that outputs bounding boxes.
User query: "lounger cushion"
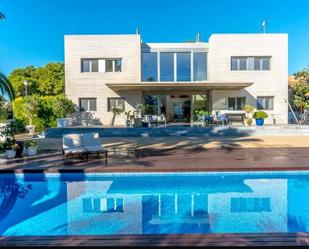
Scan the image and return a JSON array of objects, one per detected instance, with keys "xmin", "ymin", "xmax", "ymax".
[
  {"xmin": 64, "ymin": 147, "xmax": 86, "ymax": 155},
  {"xmin": 63, "ymin": 134, "xmax": 86, "ymax": 154},
  {"xmin": 82, "ymin": 133, "xmax": 102, "ymax": 148}
]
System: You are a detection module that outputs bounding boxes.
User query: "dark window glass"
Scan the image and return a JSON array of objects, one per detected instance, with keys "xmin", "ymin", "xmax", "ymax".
[
  {"xmin": 107, "ymin": 98, "xmax": 125, "ymax": 112},
  {"xmin": 262, "ymin": 58, "xmax": 270, "ymax": 70},
  {"xmin": 239, "ymin": 58, "xmax": 247, "ymax": 70},
  {"xmin": 254, "ymin": 58, "xmax": 262, "ymax": 70},
  {"xmin": 176, "ymin": 52, "xmax": 191, "ymax": 81},
  {"xmin": 91, "ymin": 60, "xmax": 98, "ymax": 72},
  {"xmin": 231, "ymin": 58, "xmax": 238, "ymax": 70},
  {"xmin": 105, "ymin": 60, "xmax": 113, "ymax": 72},
  {"xmin": 160, "ymin": 52, "xmax": 174, "ymax": 81},
  {"xmin": 228, "ymin": 98, "xmax": 236, "ymax": 110},
  {"xmin": 228, "ymin": 97, "xmax": 246, "ymax": 110},
  {"xmin": 257, "ymin": 96, "xmax": 273, "ymax": 110},
  {"xmin": 82, "ymin": 60, "xmax": 90, "ymax": 72},
  {"xmin": 193, "ymin": 52, "xmax": 207, "ymax": 81},
  {"xmin": 79, "ymin": 98, "xmax": 97, "ymax": 112},
  {"xmin": 115, "ymin": 59, "xmax": 122, "ymax": 72},
  {"xmin": 142, "ymin": 52, "xmax": 158, "ymax": 81}
]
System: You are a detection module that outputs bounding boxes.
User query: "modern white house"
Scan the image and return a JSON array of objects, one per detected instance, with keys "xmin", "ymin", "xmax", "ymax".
[{"xmin": 64, "ymin": 33, "xmax": 288, "ymax": 126}]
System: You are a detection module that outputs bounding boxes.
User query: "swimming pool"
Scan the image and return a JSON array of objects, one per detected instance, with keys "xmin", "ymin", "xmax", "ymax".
[{"xmin": 1, "ymin": 171, "xmax": 309, "ymax": 236}]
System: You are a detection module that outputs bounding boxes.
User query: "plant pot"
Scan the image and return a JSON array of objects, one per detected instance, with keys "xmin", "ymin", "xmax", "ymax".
[
  {"xmin": 244, "ymin": 118, "xmax": 252, "ymax": 127},
  {"xmin": 27, "ymin": 146, "xmax": 37, "ymax": 156},
  {"xmin": 255, "ymin": 118, "xmax": 264, "ymax": 126},
  {"xmin": 15, "ymin": 141, "xmax": 24, "ymax": 157},
  {"xmin": 26, "ymin": 125, "xmax": 36, "ymax": 135},
  {"xmin": 5, "ymin": 150, "xmax": 16, "ymax": 159}
]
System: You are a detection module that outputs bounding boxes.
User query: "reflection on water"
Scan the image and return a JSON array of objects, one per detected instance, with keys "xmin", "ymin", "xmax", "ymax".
[{"xmin": 1, "ymin": 173, "xmax": 309, "ymax": 235}]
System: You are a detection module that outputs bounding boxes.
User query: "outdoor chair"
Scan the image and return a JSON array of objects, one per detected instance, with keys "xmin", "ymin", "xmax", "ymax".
[
  {"xmin": 212, "ymin": 111, "xmax": 231, "ymax": 126},
  {"xmin": 81, "ymin": 133, "xmax": 108, "ymax": 163},
  {"xmin": 62, "ymin": 134, "xmax": 87, "ymax": 160}
]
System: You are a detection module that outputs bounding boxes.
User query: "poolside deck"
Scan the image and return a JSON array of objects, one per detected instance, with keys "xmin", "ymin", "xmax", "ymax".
[
  {"xmin": 1, "ymin": 233, "xmax": 309, "ymax": 246},
  {"xmin": 1, "ymin": 136, "xmax": 309, "ymax": 173}
]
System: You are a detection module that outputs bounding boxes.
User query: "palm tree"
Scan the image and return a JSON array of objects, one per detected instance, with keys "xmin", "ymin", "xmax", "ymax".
[{"xmin": 0, "ymin": 72, "xmax": 14, "ymax": 101}]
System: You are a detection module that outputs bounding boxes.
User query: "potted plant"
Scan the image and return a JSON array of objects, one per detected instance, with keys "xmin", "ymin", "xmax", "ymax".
[
  {"xmin": 243, "ymin": 105, "xmax": 255, "ymax": 126},
  {"xmin": 4, "ymin": 138, "xmax": 19, "ymax": 159},
  {"xmin": 111, "ymin": 107, "xmax": 123, "ymax": 126},
  {"xmin": 133, "ymin": 104, "xmax": 145, "ymax": 127},
  {"xmin": 25, "ymin": 139, "xmax": 38, "ymax": 156},
  {"xmin": 21, "ymin": 95, "xmax": 39, "ymax": 135},
  {"xmin": 124, "ymin": 111, "xmax": 134, "ymax": 127},
  {"xmin": 52, "ymin": 95, "xmax": 76, "ymax": 128},
  {"xmin": 253, "ymin": 111, "xmax": 268, "ymax": 126},
  {"xmin": 0, "ymin": 121, "xmax": 24, "ymax": 157}
]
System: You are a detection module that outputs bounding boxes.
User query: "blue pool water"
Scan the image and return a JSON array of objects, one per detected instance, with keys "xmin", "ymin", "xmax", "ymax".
[{"xmin": 1, "ymin": 171, "xmax": 309, "ymax": 236}]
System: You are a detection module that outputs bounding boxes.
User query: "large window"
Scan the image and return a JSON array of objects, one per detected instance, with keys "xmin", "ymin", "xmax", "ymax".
[
  {"xmin": 231, "ymin": 56, "xmax": 271, "ymax": 71},
  {"xmin": 81, "ymin": 58, "xmax": 122, "ymax": 73},
  {"xmin": 107, "ymin": 97, "xmax": 125, "ymax": 112},
  {"xmin": 176, "ymin": 52, "xmax": 191, "ymax": 81},
  {"xmin": 160, "ymin": 52, "xmax": 174, "ymax": 81},
  {"xmin": 79, "ymin": 98, "xmax": 97, "ymax": 112},
  {"xmin": 228, "ymin": 97, "xmax": 246, "ymax": 111},
  {"xmin": 193, "ymin": 52, "xmax": 207, "ymax": 81},
  {"xmin": 142, "ymin": 52, "xmax": 158, "ymax": 81},
  {"xmin": 257, "ymin": 96, "xmax": 274, "ymax": 110}
]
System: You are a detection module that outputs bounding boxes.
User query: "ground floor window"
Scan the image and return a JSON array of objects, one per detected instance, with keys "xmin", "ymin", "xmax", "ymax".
[
  {"xmin": 257, "ymin": 96, "xmax": 274, "ymax": 110},
  {"xmin": 228, "ymin": 97, "xmax": 246, "ymax": 110},
  {"xmin": 79, "ymin": 98, "xmax": 97, "ymax": 112},
  {"xmin": 107, "ymin": 97, "xmax": 125, "ymax": 112}
]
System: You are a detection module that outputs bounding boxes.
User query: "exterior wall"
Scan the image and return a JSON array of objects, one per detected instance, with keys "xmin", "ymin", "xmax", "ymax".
[
  {"xmin": 208, "ymin": 34, "xmax": 288, "ymax": 124},
  {"xmin": 65, "ymin": 35, "xmax": 141, "ymax": 125}
]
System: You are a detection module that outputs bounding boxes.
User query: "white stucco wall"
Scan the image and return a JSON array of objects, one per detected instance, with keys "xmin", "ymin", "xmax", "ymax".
[{"xmin": 208, "ymin": 34, "xmax": 288, "ymax": 124}]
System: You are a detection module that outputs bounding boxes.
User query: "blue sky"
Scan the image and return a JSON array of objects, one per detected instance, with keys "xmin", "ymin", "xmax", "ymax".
[{"xmin": 0, "ymin": 0, "xmax": 308, "ymax": 75}]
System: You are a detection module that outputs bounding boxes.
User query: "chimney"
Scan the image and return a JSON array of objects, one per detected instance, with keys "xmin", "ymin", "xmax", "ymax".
[{"xmin": 196, "ymin": 32, "xmax": 200, "ymax": 43}]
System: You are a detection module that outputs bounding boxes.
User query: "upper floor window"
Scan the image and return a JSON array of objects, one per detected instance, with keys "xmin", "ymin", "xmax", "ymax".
[
  {"xmin": 142, "ymin": 51, "xmax": 207, "ymax": 82},
  {"xmin": 142, "ymin": 52, "xmax": 158, "ymax": 81},
  {"xmin": 231, "ymin": 56, "xmax": 271, "ymax": 71},
  {"xmin": 193, "ymin": 52, "xmax": 207, "ymax": 81},
  {"xmin": 160, "ymin": 52, "xmax": 174, "ymax": 81},
  {"xmin": 106, "ymin": 59, "xmax": 122, "ymax": 72},
  {"xmin": 228, "ymin": 97, "xmax": 246, "ymax": 110},
  {"xmin": 257, "ymin": 96, "xmax": 274, "ymax": 110},
  {"xmin": 79, "ymin": 98, "xmax": 97, "ymax": 112},
  {"xmin": 81, "ymin": 58, "xmax": 122, "ymax": 73}
]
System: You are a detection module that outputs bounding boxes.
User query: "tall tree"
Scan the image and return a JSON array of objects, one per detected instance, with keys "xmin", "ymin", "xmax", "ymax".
[
  {"xmin": 292, "ymin": 67, "xmax": 309, "ymax": 117},
  {"xmin": 8, "ymin": 63, "xmax": 64, "ymax": 97}
]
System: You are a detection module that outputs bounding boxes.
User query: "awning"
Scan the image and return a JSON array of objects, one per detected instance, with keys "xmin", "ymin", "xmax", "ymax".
[{"xmin": 106, "ymin": 82, "xmax": 253, "ymax": 94}]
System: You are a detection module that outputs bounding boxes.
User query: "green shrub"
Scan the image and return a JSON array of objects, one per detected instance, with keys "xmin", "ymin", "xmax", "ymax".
[
  {"xmin": 253, "ymin": 111, "xmax": 268, "ymax": 120},
  {"xmin": 12, "ymin": 95, "xmax": 76, "ymax": 132}
]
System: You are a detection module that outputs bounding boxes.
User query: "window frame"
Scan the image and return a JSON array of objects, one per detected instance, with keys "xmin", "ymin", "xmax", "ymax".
[
  {"xmin": 256, "ymin": 96, "xmax": 274, "ymax": 110},
  {"xmin": 107, "ymin": 97, "xmax": 125, "ymax": 112},
  {"xmin": 228, "ymin": 97, "xmax": 246, "ymax": 111},
  {"xmin": 81, "ymin": 58, "xmax": 122, "ymax": 73},
  {"xmin": 79, "ymin": 98, "xmax": 97, "ymax": 112},
  {"xmin": 231, "ymin": 56, "xmax": 271, "ymax": 71}
]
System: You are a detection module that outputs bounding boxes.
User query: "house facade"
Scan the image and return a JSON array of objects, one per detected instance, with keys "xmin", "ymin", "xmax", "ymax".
[{"xmin": 65, "ymin": 33, "xmax": 288, "ymax": 125}]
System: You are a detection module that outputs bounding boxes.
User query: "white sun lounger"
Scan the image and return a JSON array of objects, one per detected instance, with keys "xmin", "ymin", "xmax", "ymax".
[
  {"xmin": 62, "ymin": 134, "xmax": 87, "ymax": 160},
  {"xmin": 81, "ymin": 133, "xmax": 108, "ymax": 163}
]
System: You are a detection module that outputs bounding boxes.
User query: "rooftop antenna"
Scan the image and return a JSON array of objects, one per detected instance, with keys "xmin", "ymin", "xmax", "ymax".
[
  {"xmin": 136, "ymin": 27, "xmax": 140, "ymax": 35},
  {"xmin": 261, "ymin": 19, "xmax": 268, "ymax": 33},
  {"xmin": 196, "ymin": 32, "xmax": 200, "ymax": 42}
]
